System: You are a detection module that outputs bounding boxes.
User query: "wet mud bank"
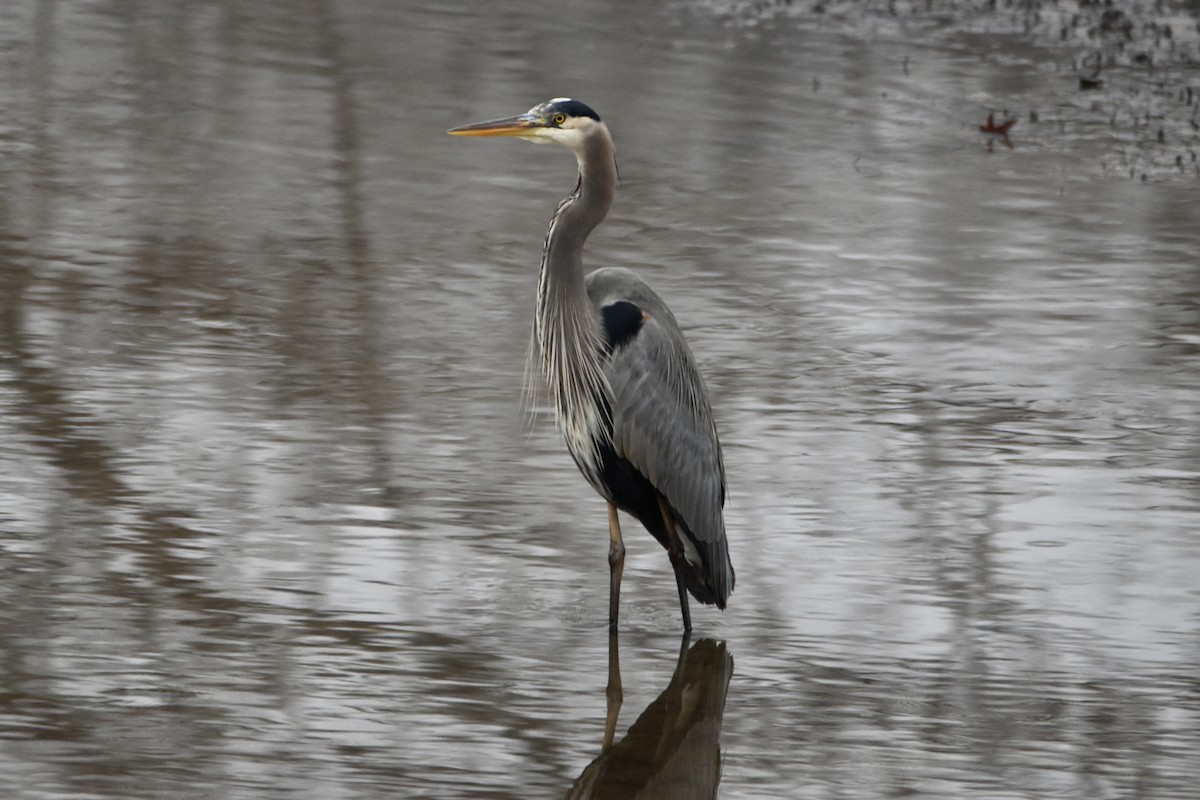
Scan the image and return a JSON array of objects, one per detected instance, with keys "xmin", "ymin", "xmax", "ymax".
[{"xmin": 700, "ymin": 0, "xmax": 1200, "ymax": 180}]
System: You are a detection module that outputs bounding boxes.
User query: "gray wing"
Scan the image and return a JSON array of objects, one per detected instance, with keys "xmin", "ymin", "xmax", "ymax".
[{"xmin": 586, "ymin": 267, "xmax": 732, "ymax": 601}]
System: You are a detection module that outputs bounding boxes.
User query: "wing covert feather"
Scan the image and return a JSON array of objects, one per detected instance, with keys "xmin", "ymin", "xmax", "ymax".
[{"xmin": 587, "ymin": 269, "xmax": 726, "ymax": 545}]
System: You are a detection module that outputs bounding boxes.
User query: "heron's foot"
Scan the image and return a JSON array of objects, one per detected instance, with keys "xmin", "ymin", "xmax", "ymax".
[
  {"xmin": 603, "ymin": 629, "xmax": 623, "ymax": 749},
  {"xmin": 679, "ymin": 591, "xmax": 693, "ymax": 633}
]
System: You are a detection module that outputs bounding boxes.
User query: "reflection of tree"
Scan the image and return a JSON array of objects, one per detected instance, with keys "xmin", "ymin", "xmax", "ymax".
[
  {"xmin": 0, "ymin": 1, "xmax": 397, "ymax": 793},
  {"xmin": 566, "ymin": 637, "xmax": 734, "ymax": 800}
]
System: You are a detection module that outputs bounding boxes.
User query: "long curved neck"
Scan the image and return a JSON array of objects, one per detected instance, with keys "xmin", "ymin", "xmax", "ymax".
[
  {"xmin": 543, "ymin": 128, "xmax": 616, "ymax": 284},
  {"xmin": 533, "ymin": 124, "xmax": 617, "ymax": 470}
]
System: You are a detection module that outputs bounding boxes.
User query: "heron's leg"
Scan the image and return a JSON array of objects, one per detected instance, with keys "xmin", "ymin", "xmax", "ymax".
[
  {"xmin": 607, "ymin": 502, "xmax": 625, "ymax": 633},
  {"xmin": 658, "ymin": 497, "xmax": 693, "ymax": 633},
  {"xmin": 603, "ymin": 630, "xmax": 623, "ymax": 750}
]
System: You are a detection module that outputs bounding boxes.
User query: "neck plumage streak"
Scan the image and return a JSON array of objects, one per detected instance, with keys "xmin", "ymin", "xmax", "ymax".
[{"xmin": 532, "ymin": 182, "xmax": 611, "ymax": 483}]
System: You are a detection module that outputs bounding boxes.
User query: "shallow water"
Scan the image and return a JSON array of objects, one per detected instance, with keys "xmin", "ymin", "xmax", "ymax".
[{"xmin": 2, "ymin": 1, "xmax": 1199, "ymax": 798}]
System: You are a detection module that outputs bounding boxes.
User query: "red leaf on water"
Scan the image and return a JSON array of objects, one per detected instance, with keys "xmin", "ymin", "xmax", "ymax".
[{"xmin": 980, "ymin": 112, "xmax": 1017, "ymax": 135}]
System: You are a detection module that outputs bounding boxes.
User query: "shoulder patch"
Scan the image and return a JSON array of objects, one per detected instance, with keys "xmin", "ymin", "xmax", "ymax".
[{"xmin": 601, "ymin": 301, "xmax": 647, "ymax": 352}]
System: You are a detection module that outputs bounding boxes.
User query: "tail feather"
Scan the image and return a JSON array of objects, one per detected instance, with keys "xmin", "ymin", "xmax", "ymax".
[{"xmin": 678, "ymin": 523, "xmax": 734, "ymax": 609}]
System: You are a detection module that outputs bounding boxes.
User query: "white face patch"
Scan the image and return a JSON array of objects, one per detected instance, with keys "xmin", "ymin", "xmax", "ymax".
[
  {"xmin": 529, "ymin": 120, "xmax": 596, "ymax": 151},
  {"xmin": 514, "ymin": 99, "xmax": 607, "ymax": 154}
]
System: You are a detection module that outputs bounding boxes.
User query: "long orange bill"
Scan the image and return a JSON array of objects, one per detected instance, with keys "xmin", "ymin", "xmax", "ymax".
[{"xmin": 447, "ymin": 114, "xmax": 540, "ymax": 137}]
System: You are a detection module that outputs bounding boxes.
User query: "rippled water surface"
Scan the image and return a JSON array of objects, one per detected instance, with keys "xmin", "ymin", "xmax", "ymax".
[{"xmin": 2, "ymin": 1, "xmax": 1199, "ymax": 798}]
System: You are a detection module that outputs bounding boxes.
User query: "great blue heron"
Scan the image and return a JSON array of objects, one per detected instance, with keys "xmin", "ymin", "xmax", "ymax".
[{"xmin": 448, "ymin": 98, "xmax": 733, "ymax": 632}]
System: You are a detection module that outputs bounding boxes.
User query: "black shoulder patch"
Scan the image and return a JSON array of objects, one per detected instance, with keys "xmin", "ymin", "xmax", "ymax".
[{"xmin": 601, "ymin": 301, "xmax": 646, "ymax": 353}]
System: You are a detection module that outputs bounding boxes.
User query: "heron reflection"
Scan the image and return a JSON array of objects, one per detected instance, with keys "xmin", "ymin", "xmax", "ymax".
[{"xmin": 565, "ymin": 637, "xmax": 734, "ymax": 799}]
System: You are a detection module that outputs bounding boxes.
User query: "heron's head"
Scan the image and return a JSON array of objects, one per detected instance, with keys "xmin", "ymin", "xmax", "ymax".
[{"xmin": 448, "ymin": 98, "xmax": 606, "ymax": 154}]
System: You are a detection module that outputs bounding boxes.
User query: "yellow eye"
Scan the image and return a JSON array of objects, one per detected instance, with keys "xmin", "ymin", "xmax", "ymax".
[{"xmin": 553, "ymin": 113, "xmax": 567, "ymax": 125}]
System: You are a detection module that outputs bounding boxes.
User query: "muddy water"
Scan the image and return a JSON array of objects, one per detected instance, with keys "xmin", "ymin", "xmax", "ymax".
[{"xmin": 2, "ymin": 1, "xmax": 1199, "ymax": 798}]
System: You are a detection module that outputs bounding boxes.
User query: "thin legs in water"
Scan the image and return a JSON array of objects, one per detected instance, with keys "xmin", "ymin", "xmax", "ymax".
[
  {"xmin": 606, "ymin": 502, "xmax": 625, "ymax": 633},
  {"xmin": 658, "ymin": 497, "xmax": 693, "ymax": 633},
  {"xmin": 607, "ymin": 498, "xmax": 693, "ymax": 632}
]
